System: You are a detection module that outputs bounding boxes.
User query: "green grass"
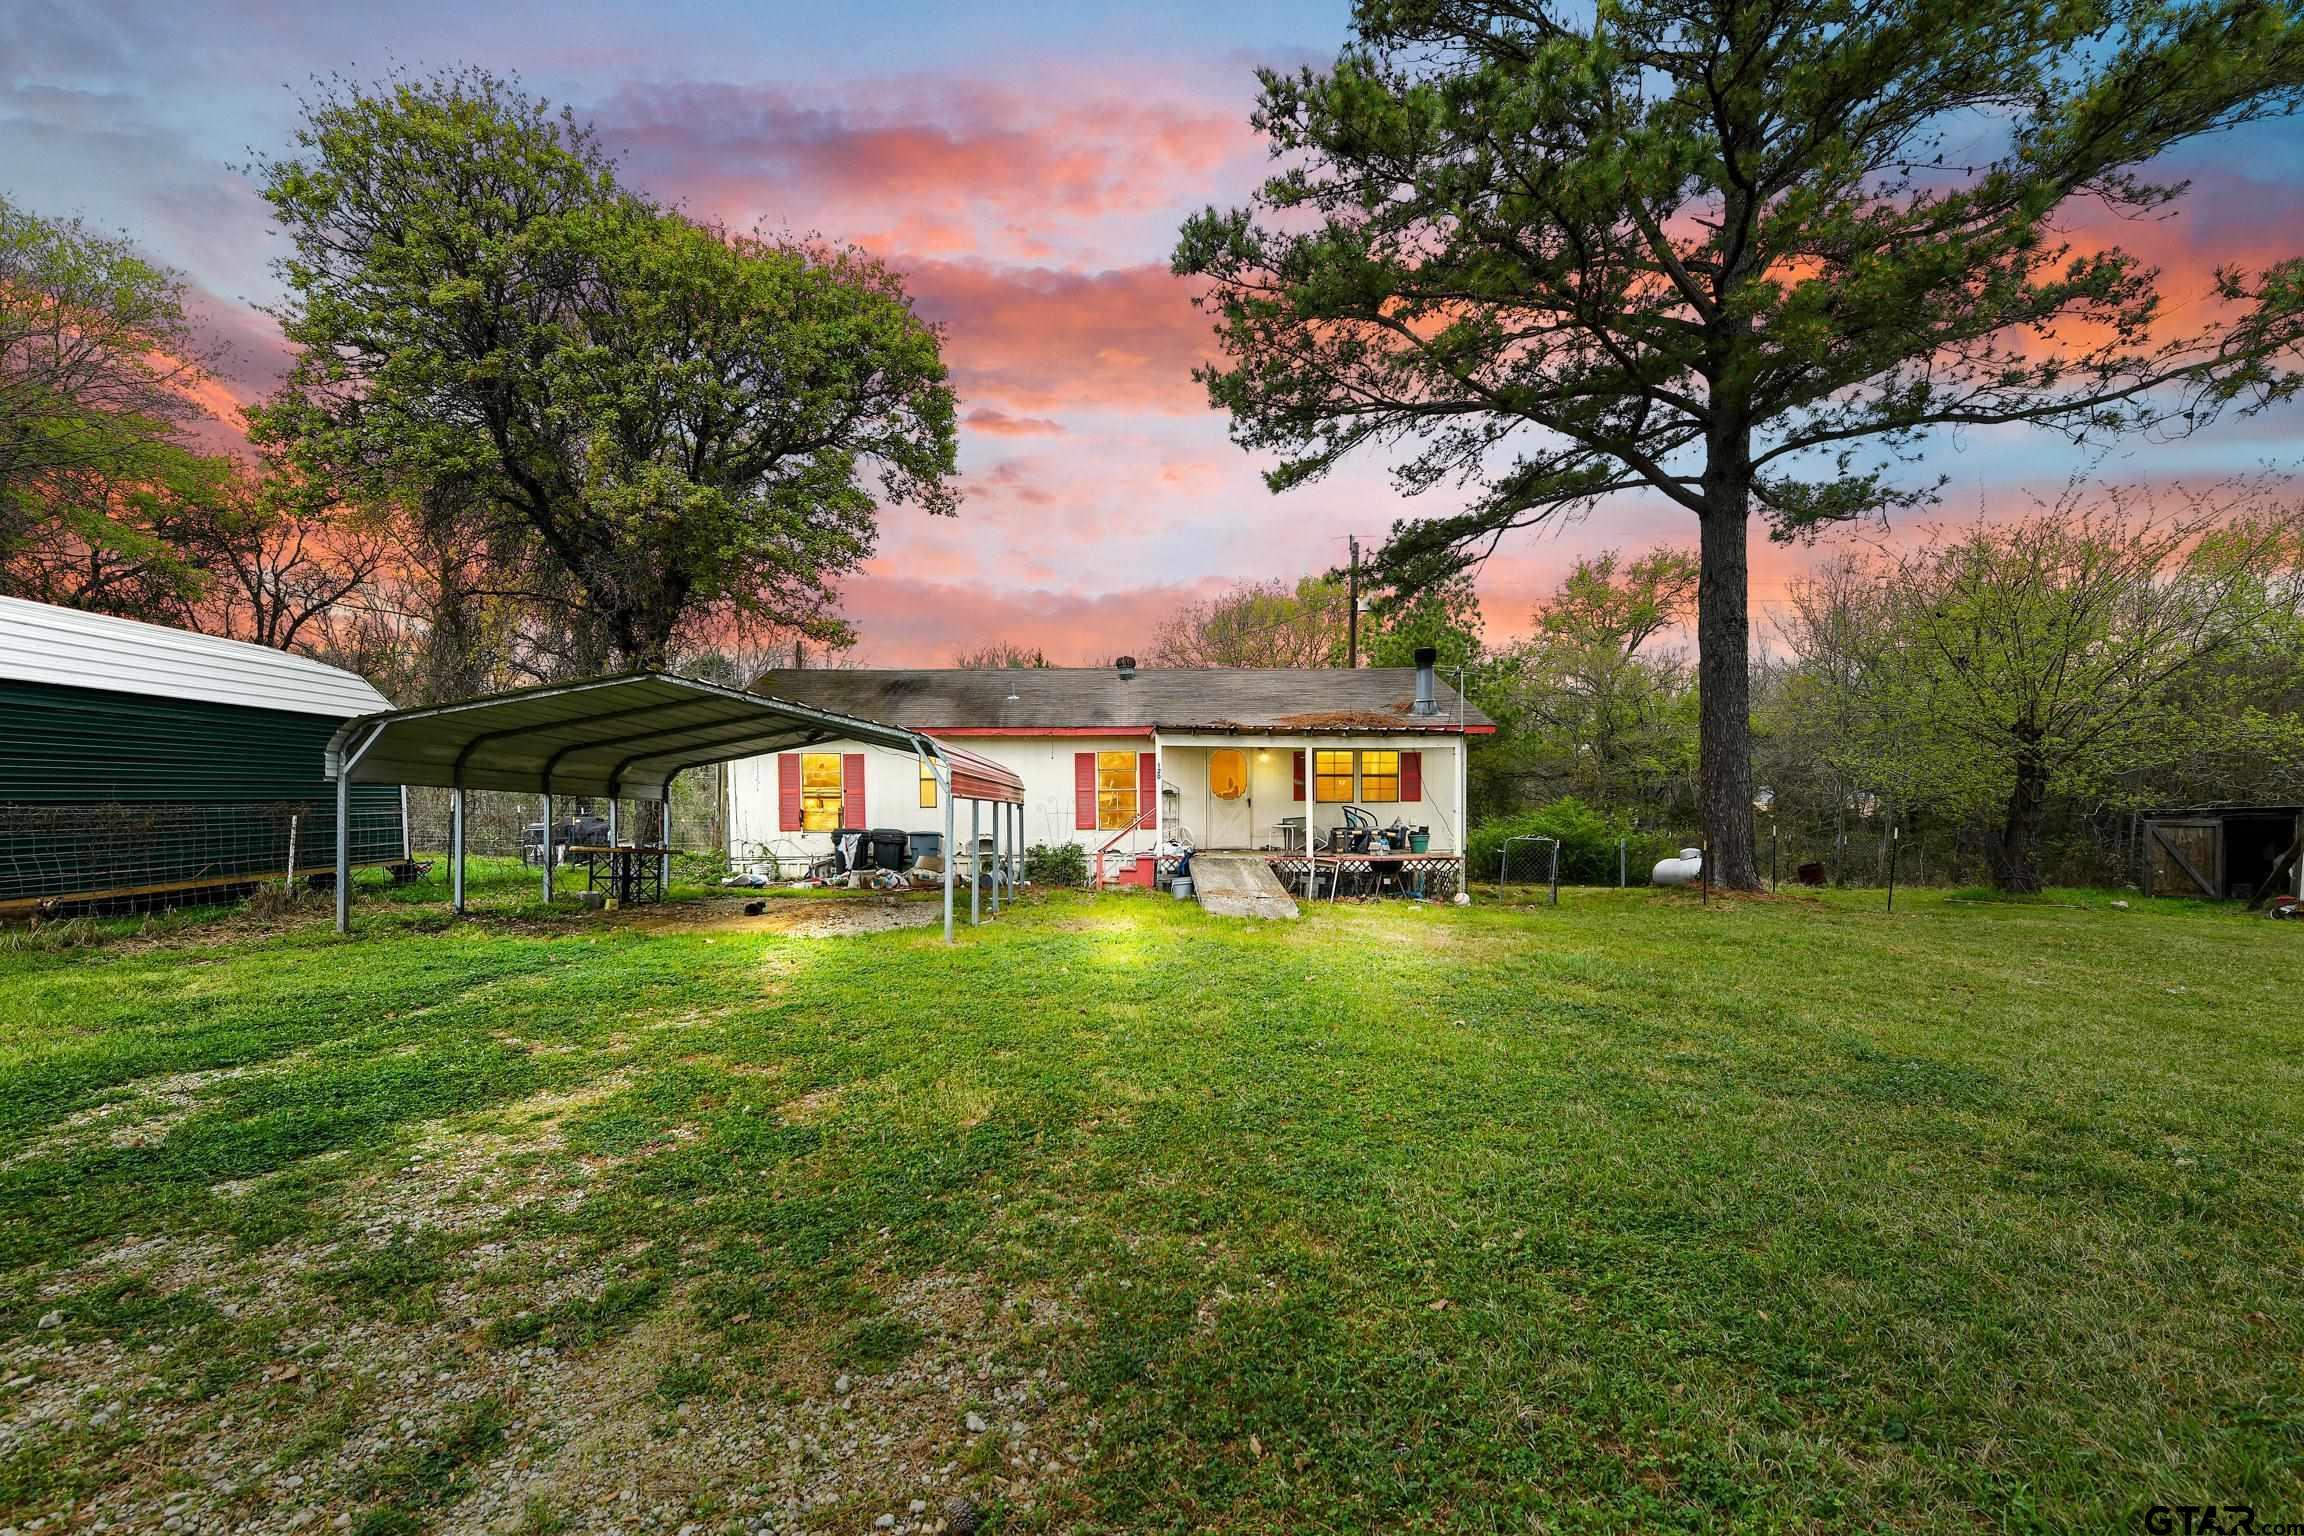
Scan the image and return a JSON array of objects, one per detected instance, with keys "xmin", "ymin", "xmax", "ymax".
[{"xmin": 3, "ymin": 871, "xmax": 2301, "ymax": 1532}]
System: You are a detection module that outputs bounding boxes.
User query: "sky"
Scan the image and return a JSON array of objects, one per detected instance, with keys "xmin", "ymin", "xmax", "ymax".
[{"xmin": 5, "ymin": 0, "xmax": 2300, "ymax": 664}]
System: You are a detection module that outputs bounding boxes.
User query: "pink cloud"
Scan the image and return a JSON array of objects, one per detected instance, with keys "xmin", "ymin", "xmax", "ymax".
[
  {"xmin": 907, "ymin": 259, "xmax": 1213, "ymax": 412},
  {"xmin": 838, "ymin": 570, "xmax": 1225, "ymax": 665},
  {"xmin": 964, "ymin": 407, "xmax": 1066, "ymax": 437}
]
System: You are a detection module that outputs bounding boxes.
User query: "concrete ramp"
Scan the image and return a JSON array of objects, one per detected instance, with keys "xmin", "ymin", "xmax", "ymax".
[{"xmin": 1189, "ymin": 853, "xmax": 1300, "ymax": 920}]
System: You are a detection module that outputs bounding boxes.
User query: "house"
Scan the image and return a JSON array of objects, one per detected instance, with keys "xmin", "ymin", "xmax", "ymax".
[
  {"xmin": 0, "ymin": 595, "xmax": 405, "ymax": 913},
  {"xmin": 723, "ymin": 650, "xmax": 1491, "ymax": 884}
]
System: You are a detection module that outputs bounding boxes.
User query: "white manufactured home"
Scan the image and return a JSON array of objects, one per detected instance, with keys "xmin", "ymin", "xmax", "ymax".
[{"xmin": 723, "ymin": 654, "xmax": 1491, "ymax": 889}]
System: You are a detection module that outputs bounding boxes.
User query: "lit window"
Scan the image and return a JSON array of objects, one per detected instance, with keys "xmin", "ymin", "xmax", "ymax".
[
  {"xmin": 1096, "ymin": 751, "xmax": 1139, "ymax": 830},
  {"xmin": 1360, "ymin": 750, "xmax": 1399, "ymax": 803},
  {"xmin": 1314, "ymin": 749, "xmax": 1354, "ymax": 803},
  {"xmin": 801, "ymin": 753, "xmax": 844, "ymax": 832},
  {"xmin": 920, "ymin": 762, "xmax": 937, "ymax": 809},
  {"xmin": 1210, "ymin": 748, "xmax": 1248, "ymax": 801}
]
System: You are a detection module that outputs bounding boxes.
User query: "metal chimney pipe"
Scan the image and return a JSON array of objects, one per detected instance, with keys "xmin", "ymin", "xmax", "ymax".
[
  {"xmin": 1413, "ymin": 646, "xmax": 1437, "ymax": 715},
  {"xmin": 1115, "ymin": 655, "xmax": 1137, "ymax": 681}
]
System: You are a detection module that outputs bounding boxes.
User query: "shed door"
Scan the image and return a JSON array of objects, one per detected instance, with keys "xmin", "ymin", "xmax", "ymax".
[{"xmin": 2144, "ymin": 819, "xmax": 2221, "ymax": 898}]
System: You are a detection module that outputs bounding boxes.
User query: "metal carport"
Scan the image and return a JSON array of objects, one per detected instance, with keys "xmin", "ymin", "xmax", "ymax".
[{"xmin": 323, "ymin": 672, "xmax": 1025, "ymax": 941}]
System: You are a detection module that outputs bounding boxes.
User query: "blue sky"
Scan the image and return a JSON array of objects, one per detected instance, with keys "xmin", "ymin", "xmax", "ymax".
[{"xmin": 5, "ymin": 0, "xmax": 2298, "ymax": 659}]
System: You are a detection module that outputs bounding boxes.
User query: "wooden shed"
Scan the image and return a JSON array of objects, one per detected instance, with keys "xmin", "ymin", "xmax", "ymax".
[
  {"xmin": 0, "ymin": 596, "xmax": 404, "ymax": 913},
  {"xmin": 2140, "ymin": 804, "xmax": 2304, "ymax": 904}
]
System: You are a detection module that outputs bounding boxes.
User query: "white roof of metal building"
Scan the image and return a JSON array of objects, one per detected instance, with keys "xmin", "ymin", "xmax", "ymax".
[
  {"xmin": 327, "ymin": 672, "xmax": 1026, "ymax": 801},
  {"xmin": 0, "ymin": 594, "xmax": 393, "ymax": 719}
]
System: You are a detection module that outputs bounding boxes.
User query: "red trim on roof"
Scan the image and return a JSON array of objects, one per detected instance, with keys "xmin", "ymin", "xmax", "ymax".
[{"xmin": 922, "ymin": 726, "xmax": 1156, "ymax": 738}]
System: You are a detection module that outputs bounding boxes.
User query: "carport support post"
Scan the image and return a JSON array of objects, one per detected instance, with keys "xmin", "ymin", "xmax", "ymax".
[
  {"xmin": 1013, "ymin": 803, "xmax": 1023, "ymax": 895},
  {"xmin": 970, "ymin": 800, "xmax": 982, "ymax": 926},
  {"xmin": 942, "ymin": 762, "xmax": 956, "ymax": 943},
  {"xmin": 540, "ymin": 794, "xmax": 553, "ymax": 903},
  {"xmin": 659, "ymin": 795, "xmax": 672, "ymax": 894},
  {"xmin": 991, "ymin": 797, "xmax": 1003, "ymax": 915},
  {"xmin": 333, "ymin": 768, "xmax": 350, "ymax": 934},
  {"xmin": 451, "ymin": 787, "xmax": 467, "ymax": 914}
]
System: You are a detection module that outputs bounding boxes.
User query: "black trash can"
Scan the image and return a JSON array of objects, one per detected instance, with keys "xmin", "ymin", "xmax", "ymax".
[
  {"xmin": 832, "ymin": 828, "xmax": 867, "ymax": 872},
  {"xmin": 867, "ymin": 828, "xmax": 910, "ymax": 870}
]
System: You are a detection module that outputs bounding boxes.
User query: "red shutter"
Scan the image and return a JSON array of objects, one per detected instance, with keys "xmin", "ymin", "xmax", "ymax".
[
  {"xmin": 1138, "ymin": 752, "xmax": 1157, "ymax": 829},
  {"xmin": 1401, "ymin": 750, "xmax": 1423, "ymax": 802},
  {"xmin": 841, "ymin": 753, "xmax": 865, "ymax": 828},
  {"xmin": 778, "ymin": 754, "xmax": 802, "ymax": 832},
  {"xmin": 1074, "ymin": 752, "xmax": 1096, "ymax": 829},
  {"xmin": 1292, "ymin": 751, "xmax": 1306, "ymax": 802}
]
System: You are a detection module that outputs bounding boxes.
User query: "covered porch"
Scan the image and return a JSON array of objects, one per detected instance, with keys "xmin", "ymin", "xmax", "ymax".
[{"xmin": 1148, "ymin": 732, "xmax": 1469, "ymax": 900}]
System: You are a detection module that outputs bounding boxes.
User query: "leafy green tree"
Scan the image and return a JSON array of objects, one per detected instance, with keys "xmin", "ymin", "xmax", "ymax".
[
  {"xmin": 0, "ymin": 196, "xmax": 231, "ymax": 614},
  {"xmin": 251, "ymin": 68, "xmax": 959, "ymax": 670},
  {"xmin": 1363, "ymin": 572, "xmax": 1485, "ymax": 673},
  {"xmin": 1780, "ymin": 486, "xmax": 2304, "ymax": 891},
  {"xmin": 1149, "ymin": 574, "xmax": 1351, "ymax": 667},
  {"xmin": 1481, "ymin": 548, "xmax": 1698, "ymax": 815},
  {"xmin": 1176, "ymin": 0, "xmax": 2304, "ymax": 887}
]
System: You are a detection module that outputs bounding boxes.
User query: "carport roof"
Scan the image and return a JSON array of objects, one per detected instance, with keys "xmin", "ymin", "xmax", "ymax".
[{"xmin": 324, "ymin": 672, "xmax": 1023, "ymax": 802}]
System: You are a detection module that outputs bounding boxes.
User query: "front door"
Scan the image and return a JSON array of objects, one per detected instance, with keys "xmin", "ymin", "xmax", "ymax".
[{"xmin": 1204, "ymin": 747, "xmax": 1255, "ymax": 848}]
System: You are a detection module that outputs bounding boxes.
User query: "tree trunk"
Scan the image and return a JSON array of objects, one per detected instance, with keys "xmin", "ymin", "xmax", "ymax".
[
  {"xmin": 1695, "ymin": 486, "xmax": 1761, "ymax": 890},
  {"xmin": 1990, "ymin": 746, "xmax": 2049, "ymax": 894}
]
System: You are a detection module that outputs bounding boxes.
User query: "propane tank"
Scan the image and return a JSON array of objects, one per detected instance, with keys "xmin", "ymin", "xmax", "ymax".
[{"xmin": 1651, "ymin": 847, "xmax": 1704, "ymax": 887}]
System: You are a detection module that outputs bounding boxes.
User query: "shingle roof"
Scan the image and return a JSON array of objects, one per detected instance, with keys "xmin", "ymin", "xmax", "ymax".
[{"xmin": 745, "ymin": 666, "xmax": 1490, "ymax": 734}]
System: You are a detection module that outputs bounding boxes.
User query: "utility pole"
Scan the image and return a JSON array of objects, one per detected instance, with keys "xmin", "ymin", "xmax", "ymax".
[{"xmin": 1346, "ymin": 535, "xmax": 1360, "ymax": 668}]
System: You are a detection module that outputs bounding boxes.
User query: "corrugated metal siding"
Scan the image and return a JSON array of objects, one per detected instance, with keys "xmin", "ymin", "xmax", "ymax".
[{"xmin": 0, "ymin": 679, "xmax": 402, "ymax": 903}]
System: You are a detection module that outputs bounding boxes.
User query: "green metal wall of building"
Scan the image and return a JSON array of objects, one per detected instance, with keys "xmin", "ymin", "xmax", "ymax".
[{"xmin": 0, "ymin": 678, "xmax": 403, "ymax": 906}]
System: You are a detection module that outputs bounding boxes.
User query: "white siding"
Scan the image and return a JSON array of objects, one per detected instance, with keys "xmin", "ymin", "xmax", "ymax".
[
  {"xmin": 0, "ymin": 594, "xmax": 391, "ymax": 717},
  {"xmin": 724, "ymin": 735, "xmax": 1161, "ymax": 873},
  {"xmin": 724, "ymin": 732, "xmax": 1470, "ymax": 873}
]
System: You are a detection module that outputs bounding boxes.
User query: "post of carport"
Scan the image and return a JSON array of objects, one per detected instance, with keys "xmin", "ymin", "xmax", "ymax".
[
  {"xmin": 451, "ymin": 785, "xmax": 467, "ymax": 914},
  {"xmin": 940, "ymin": 756, "xmax": 956, "ymax": 943},
  {"xmin": 990, "ymin": 794, "xmax": 1002, "ymax": 916},
  {"xmin": 540, "ymin": 793, "xmax": 554, "ymax": 903},
  {"xmin": 334, "ymin": 764, "xmax": 351, "ymax": 934},
  {"xmin": 970, "ymin": 799, "xmax": 982, "ymax": 926},
  {"xmin": 659, "ymin": 793, "xmax": 673, "ymax": 894}
]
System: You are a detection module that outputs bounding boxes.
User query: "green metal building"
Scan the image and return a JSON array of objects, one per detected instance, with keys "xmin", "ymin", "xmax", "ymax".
[{"xmin": 0, "ymin": 595, "xmax": 404, "ymax": 913}]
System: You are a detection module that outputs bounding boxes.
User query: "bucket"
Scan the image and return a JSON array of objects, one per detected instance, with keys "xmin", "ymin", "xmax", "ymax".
[
  {"xmin": 1410, "ymin": 831, "xmax": 1430, "ymax": 853},
  {"xmin": 1171, "ymin": 877, "xmax": 1195, "ymax": 900}
]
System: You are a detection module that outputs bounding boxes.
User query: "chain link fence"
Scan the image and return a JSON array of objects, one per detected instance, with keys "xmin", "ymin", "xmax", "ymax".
[{"xmin": 402, "ymin": 767, "xmax": 728, "ymax": 864}]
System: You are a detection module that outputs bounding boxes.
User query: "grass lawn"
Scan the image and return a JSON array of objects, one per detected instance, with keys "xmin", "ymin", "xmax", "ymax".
[{"xmin": 2, "ymin": 866, "xmax": 2300, "ymax": 1534}]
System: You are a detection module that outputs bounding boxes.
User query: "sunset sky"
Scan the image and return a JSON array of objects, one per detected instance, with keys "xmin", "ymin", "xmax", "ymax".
[{"xmin": 6, "ymin": 0, "xmax": 2300, "ymax": 663}]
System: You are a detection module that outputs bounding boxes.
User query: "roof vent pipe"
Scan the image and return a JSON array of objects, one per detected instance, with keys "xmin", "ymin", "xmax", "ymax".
[
  {"xmin": 1115, "ymin": 655, "xmax": 1137, "ymax": 681},
  {"xmin": 1413, "ymin": 646, "xmax": 1438, "ymax": 715}
]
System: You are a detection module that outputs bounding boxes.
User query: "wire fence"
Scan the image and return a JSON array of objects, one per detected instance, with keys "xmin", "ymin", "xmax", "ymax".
[
  {"xmin": 0, "ymin": 798, "xmax": 408, "ymax": 915},
  {"xmin": 401, "ymin": 768, "xmax": 726, "ymax": 861}
]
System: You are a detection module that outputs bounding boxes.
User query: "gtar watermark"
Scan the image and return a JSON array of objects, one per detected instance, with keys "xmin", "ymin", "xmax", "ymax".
[{"xmin": 2141, "ymin": 1505, "xmax": 2304, "ymax": 1535}]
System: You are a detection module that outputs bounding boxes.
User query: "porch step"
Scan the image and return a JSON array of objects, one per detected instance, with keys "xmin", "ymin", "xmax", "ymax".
[{"xmin": 1188, "ymin": 853, "xmax": 1300, "ymax": 920}]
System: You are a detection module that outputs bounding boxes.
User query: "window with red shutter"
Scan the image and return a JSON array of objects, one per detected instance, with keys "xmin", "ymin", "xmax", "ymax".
[
  {"xmin": 841, "ymin": 754, "xmax": 865, "ymax": 827},
  {"xmin": 1292, "ymin": 750, "xmax": 1306, "ymax": 802},
  {"xmin": 1401, "ymin": 750, "xmax": 1424, "ymax": 801},
  {"xmin": 1074, "ymin": 752, "xmax": 1096, "ymax": 829},
  {"xmin": 778, "ymin": 754, "xmax": 802, "ymax": 831},
  {"xmin": 1137, "ymin": 752, "xmax": 1157, "ymax": 830}
]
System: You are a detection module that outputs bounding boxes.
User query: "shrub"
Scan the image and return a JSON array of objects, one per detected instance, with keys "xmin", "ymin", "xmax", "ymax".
[
  {"xmin": 1024, "ymin": 841, "xmax": 1089, "ymax": 888},
  {"xmin": 1467, "ymin": 797, "xmax": 1674, "ymax": 884}
]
